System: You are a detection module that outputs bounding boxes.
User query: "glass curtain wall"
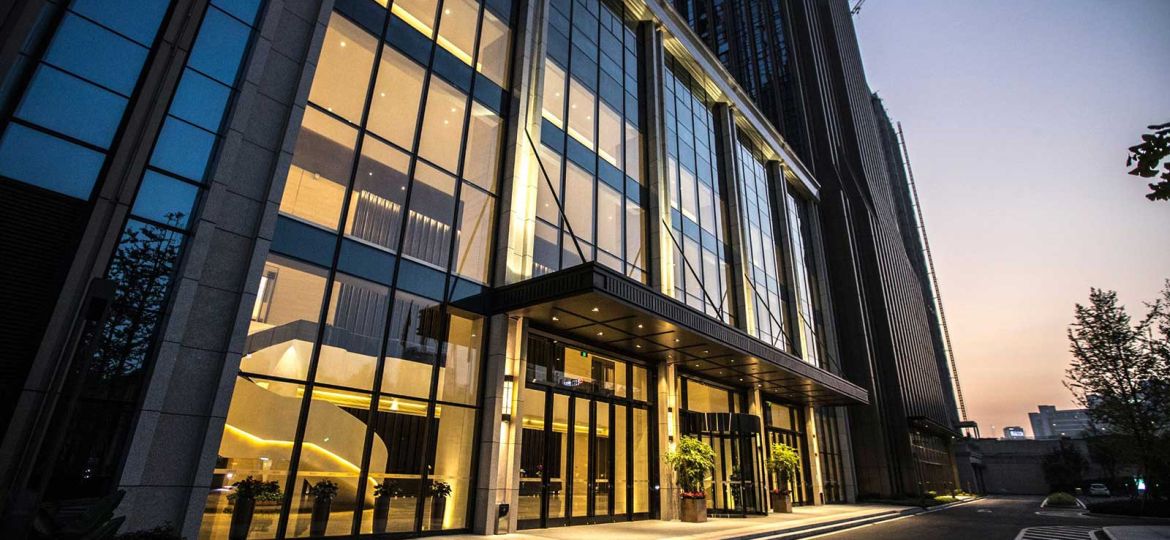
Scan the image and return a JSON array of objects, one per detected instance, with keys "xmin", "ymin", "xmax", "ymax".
[
  {"xmin": 662, "ymin": 56, "xmax": 733, "ymax": 323},
  {"xmin": 37, "ymin": 0, "xmax": 265, "ymax": 500},
  {"xmin": 534, "ymin": 0, "xmax": 646, "ymax": 281},
  {"xmin": 200, "ymin": 0, "xmax": 514, "ymax": 537},
  {"xmin": 784, "ymin": 190, "xmax": 821, "ymax": 367},
  {"xmin": 735, "ymin": 137, "xmax": 787, "ymax": 349}
]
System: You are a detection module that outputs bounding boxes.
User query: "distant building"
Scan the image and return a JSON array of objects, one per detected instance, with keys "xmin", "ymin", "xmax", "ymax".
[
  {"xmin": 1029, "ymin": 405, "xmax": 1093, "ymax": 439},
  {"xmin": 1002, "ymin": 426, "xmax": 1027, "ymax": 440}
]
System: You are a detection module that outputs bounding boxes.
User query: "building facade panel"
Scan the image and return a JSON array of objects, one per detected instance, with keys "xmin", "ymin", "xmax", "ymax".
[{"xmin": 0, "ymin": 0, "xmax": 951, "ymax": 536}]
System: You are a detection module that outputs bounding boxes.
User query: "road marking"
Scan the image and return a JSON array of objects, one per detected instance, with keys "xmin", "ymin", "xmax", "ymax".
[{"xmin": 1014, "ymin": 526, "xmax": 1099, "ymax": 540}]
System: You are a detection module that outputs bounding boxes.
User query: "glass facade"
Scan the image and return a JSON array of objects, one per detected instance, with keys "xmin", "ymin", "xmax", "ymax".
[
  {"xmin": 43, "ymin": 0, "xmax": 264, "ymax": 500},
  {"xmin": 663, "ymin": 56, "xmax": 734, "ymax": 323},
  {"xmin": 785, "ymin": 190, "xmax": 822, "ymax": 367},
  {"xmin": 200, "ymin": 0, "xmax": 514, "ymax": 536},
  {"xmin": 534, "ymin": 0, "xmax": 646, "ymax": 281},
  {"xmin": 735, "ymin": 137, "xmax": 788, "ymax": 349},
  {"xmin": 0, "ymin": 0, "xmax": 171, "ymax": 199}
]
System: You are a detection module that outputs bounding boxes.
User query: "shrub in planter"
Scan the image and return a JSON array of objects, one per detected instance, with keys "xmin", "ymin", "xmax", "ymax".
[
  {"xmin": 767, "ymin": 443, "xmax": 800, "ymax": 513},
  {"xmin": 666, "ymin": 436, "xmax": 716, "ymax": 523},
  {"xmin": 308, "ymin": 480, "xmax": 339, "ymax": 537},
  {"xmin": 1044, "ymin": 492, "xmax": 1078, "ymax": 508},
  {"xmin": 228, "ymin": 477, "xmax": 281, "ymax": 540},
  {"xmin": 372, "ymin": 480, "xmax": 402, "ymax": 533},
  {"xmin": 429, "ymin": 480, "xmax": 452, "ymax": 530}
]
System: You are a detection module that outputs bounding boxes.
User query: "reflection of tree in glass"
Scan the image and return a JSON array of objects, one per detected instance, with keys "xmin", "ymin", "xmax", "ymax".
[{"xmin": 88, "ymin": 213, "xmax": 185, "ymax": 393}]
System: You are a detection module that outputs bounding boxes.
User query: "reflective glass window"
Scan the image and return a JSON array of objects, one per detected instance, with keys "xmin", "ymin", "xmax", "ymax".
[
  {"xmin": 462, "ymin": 103, "xmax": 502, "ymax": 192},
  {"xmin": 437, "ymin": 0, "xmax": 480, "ymax": 66},
  {"xmin": 15, "ymin": 65, "xmax": 126, "ymax": 148},
  {"xmin": 402, "ymin": 162, "xmax": 457, "ymax": 268},
  {"xmin": 0, "ymin": 123, "xmax": 103, "ymax": 199},
  {"xmin": 240, "ymin": 255, "xmax": 329, "ymax": 381},
  {"xmin": 477, "ymin": 10, "xmax": 511, "ymax": 87},
  {"xmin": 391, "ymin": 0, "xmax": 439, "ymax": 38},
  {"xmin": 132, "ymin": 171, "xmax": 198, "ymax": 229},
  {"xmin": 44, "ymin": 14, "xmax": 147, "ymax": 95},
  {"xmin": 188, "ymin": 7, "xmax": 251, "ymax": 85},
  {"xmin": 541, "ymin": 60, "xmax": 565, "ymax": 128},
  {"xmin": 314, "ymin": 273, "xmax": 390, "ymax": 390},
  {"xmin": 150, "ymin": 116, "xmax": 216, "ymax": 181},
  {"xmin": 452, "ymin": 184, "xmax": 494, "ymax": 283}
]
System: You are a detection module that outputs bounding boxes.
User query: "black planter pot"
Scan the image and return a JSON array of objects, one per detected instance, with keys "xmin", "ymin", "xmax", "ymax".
[
  {"xmin": 310, "ymin": 497, "xmax": 332, "ymax": 537},
  {"xmin": 430, "ymin": 496, "xmax": 447, "ymax": 530},
  {"xmin": 373, "ymin": 496, "xmax": 392, "ymax": 533},
  {"xmin": 229, "ymin": 498, "xmax": 255, "ymax": 540}
]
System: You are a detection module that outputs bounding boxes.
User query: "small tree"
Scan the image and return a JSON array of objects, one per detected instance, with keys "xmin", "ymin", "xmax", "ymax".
[
  {"xmin": 1065, "ymin": 283, "xmax": 1170, "ymax": 498},
  {"xmin": 665, "ymin": 436, "xmax": 715, "ymax": 498},
  {"xmin": 1126, "ymin": 122, "xmax": 1170, "ymax": 201},
  {"xmin": 1042, "ymin": 440, "xmax": 1087, "ymax": 493},
  {"xmin": 766, "ymin": 443, "xmax": 800, "ymax": 494}
]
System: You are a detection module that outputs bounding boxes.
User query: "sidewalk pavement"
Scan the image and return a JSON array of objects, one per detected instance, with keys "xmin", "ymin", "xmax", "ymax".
[
  {"xmin": 1104, "ymin": 526, "xmax": 1170, "ymax": 540},
  {"xmin": 445, "ymin": 503, "xmax": 914, "ymax": 540}
]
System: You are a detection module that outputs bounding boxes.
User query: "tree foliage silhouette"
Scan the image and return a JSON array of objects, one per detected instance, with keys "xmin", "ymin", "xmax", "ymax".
[{"xmin": 1126, "ymin": 122, "xmax": 1170, "ymax": 201}]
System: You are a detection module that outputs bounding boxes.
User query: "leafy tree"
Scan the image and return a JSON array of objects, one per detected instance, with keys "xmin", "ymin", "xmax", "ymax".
[
  {"xmin": 1126, "ymin": 122, "xmax": 1170, "ymax": 201},
  {"xmin": 1064, "ymin": 283, "xmax": 1170, "ymax": 498},
  {"xmin": 1042, "ymin": 439, "xmax": 1087, "ymax": 493}
]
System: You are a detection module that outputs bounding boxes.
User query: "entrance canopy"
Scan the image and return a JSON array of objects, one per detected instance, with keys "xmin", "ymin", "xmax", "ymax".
[{"xmin": 457, "ymin": 263, "xmax": 867, "ymax": 406}]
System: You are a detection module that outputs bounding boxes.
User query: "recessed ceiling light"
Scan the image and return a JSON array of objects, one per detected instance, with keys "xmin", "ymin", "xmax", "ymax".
[
  {"xmin": 636, "ymin": 344, "xmax": 642, "ymax": 348},
  {"xmin": 552, "ymin": 316, "xmax": 559, "ymax": 321},
  {"xmin": 637, "ymin": 324, "xmax": 643, "ymax": 328},
  {"xmin": 597, "ymin": 331, "xmax": 604, "ymax": 336},
  {"xmin": 592, "ymin": 307, "xmax": 600, "ymax": 312}
]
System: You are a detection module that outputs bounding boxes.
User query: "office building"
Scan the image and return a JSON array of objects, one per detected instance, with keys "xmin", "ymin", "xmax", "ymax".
[
  {"xmin": 674, "ymin": 0, "xmax": 961, "ymax": 497},
  {"xmin": 1029, "ymin": 405, "xmax": 1093, "ymax": 439},
  {"xmin": 0, "ymin": 0, "xmax": 955, "ymax": 538}
]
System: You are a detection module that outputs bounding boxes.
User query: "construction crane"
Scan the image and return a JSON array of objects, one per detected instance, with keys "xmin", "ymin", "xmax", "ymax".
[
  {"xmin": 851, "ymin": 0, "xmax": 867, "ymax": 15},
  {"xmin": 896, "ymin": 122, "xmax": 969, "ymax": 421}
]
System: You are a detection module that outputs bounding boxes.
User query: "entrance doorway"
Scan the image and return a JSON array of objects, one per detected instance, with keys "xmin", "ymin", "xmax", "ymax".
[
  {"xmin": 517, "ymin": 334, "xmax": 654, "ymax": 529},
  {"xmin": 763, "ymin": 401, "xmax": 812, "ymax": 506},
  {"xmin": 679, "ymin": 376, "xmax": 766, "ymax": 516}
]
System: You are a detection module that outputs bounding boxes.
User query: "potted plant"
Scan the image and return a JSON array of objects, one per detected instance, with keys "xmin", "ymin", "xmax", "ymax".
[
  {"xmin": 372, "ymin": 480, "xmax": 401, "ymax": 533},
  {"xmin": 767, "ymin": 443, "xmax": 800, "ymax": 513},
  {"xmin": 429, "ymin": 479, "xmax": 452, "ymax": 529},
  {"xmin": 665, "ymin": 435, "xmax": 716, "ymax": 523},
  {"xmin": 308, "ymin": 479, "xmax": 339, "ymax": 537},
  {"xmin": 228, "ymin": 477, "xmax": 281, "ymax": 540}
]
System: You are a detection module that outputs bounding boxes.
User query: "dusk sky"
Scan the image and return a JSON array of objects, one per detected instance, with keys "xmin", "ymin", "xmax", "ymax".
[{"xmin": 853, "ymin": 0, "xmax": 1170, "ymax": 436}]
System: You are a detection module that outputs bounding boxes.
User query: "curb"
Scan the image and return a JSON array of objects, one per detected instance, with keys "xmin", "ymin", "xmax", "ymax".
[{"xmin": 726, "ymin": 497, "xmax": 983, "ymax": 540}]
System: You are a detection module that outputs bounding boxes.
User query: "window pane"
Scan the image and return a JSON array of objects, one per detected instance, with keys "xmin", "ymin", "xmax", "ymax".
[
  {"xmin": 45, "ymin": 14, "xmax": 147, "ymax": 95},
  {"xmin": 452, "ymin": 184, "xmax": 494, "ymax": 283},
  {"xmin": 402, "ymin": 162, "xmax": 457, "ymax": 268},
  {"xmin": 435, "ymin": 314, "xmax": 481, "ymax": 405},
  {"xmin": 367, "ymin": 47, "xmax": 425, "ymax": 149},
  {"xmin": 309, "ymin": 15, "xmax": 378, "ymax": 123},
  {"xmin": 241, "ymin": 255, "xmax": 328, "ymax": 381},
  {"xmin": 199, "ymin": 377, "xmax": 302, "ymax": 539},
  {"xmin": 188, "ymin": 7, "xmax": 251, "ymax": 85},
  {"xmin": 286, "ymin": 387, "xmax": 370, "ymax": 538},
  {"xmin": 477, "ymin": 10, "xmax": 511, "ymax": 87},
  {"xmin": 532, "ymin": 220, "xmax": 559, "ymax": 277},
  {"xmin": 169, "ymin": 68, "xmax": 231, "ymax": 132},
  {"xmin": 437, "ymin": 0, "xmax": 479, "ymax": 66},
  {"xmin": 314, "ymin": 273, "xmax": 390, "ymax": 390},
  {"xmin": 562, "ymin": 161, "xmax": 593, "ymax": 244},
  {"xmin": 625, "ymin": 121, "xmax": 641, "ymax": 182},
  {"xmin": 346, "ymin": 137, "xmax": 410, "ymax": 251},
  {"xmin": 624, "ymin": 199, "xmax": 644, "ymax": 272},
  {"xmin": 423, "ymin": 404, "xmax": 476, "ymax": 530},
  {"xmin": 596, "ymin": 182, "xmax": 621, "ymax": 256},
  {"xmin": 417, "ymin": 77, "xmax": 467, "ymax": 174},
  {"xmin": 391, "ymin": 0, "xmax": 439, "ymax": 38},
  {"xmin": 132, "ymin": 171, "xmax": 198, "ymax": 228},
  {"xmin": 0, "ymin": 123, "xmax": 103, "ymax": 199},
  {"xmin": 15, "ymin": 65, "xmax": 127, "ymax": 148},
  {"xmin": 150, "ymin": 116, "xmax": 215, "ymax": 181},
  {"xmin": 541, "ymin": 60, "xmax": 565, "ymax": 128},
  {"xmin": 566, "ymin": 77, "xmax": 595, "ymax": 149},
  {"xmin": 279, "ymin": 108, "xmax": 358, "ymax": 230},
  {"xmin": 382, "ymin": 292, "xmax": 441, "ymax": 399},
  {"xmin": 535, "ymin": 146, "xmax": 562, "ymax": 224},
  {"xmin": 359, "ymin": 395, "xmax": 429, "ymax": 534},
  {"xmin": 71, "ymin": 0, "xmax": 169, "ymax": 46},
  {"xmin": 462, "ymin": 103, "xmax": 501, "ymax": 193},
  {"xmin": 597, "ymin": 101, "xmax": 621, "ymax": 167}
]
